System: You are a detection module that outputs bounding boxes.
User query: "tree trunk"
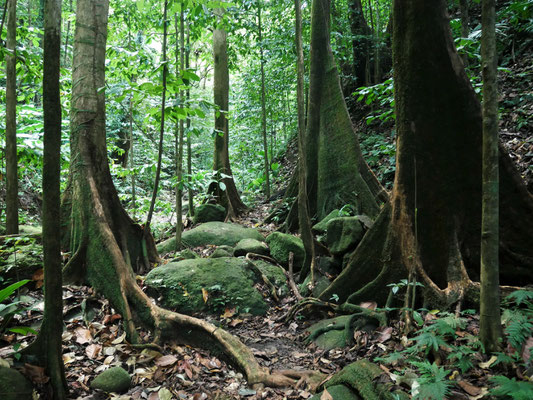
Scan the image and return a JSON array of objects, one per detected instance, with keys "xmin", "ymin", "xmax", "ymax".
[
  {"xmin": 26, "ymin": 0, "xmax": 68, "ymax": 397},
  {"xmin": 258, "ymin": 2, "xmax": 270, "ymax": 199},
  {"xmin": 348, "ymin": 0, "xmax": 372, "ymax": 87},
  {"xmin": 305, "ymin": 0, "xmax": 385, "ymax": 223},
  {"xmin": 320, "ymin": 0, "xmax": 533, "ymax": 308},
  {"xmin": 186, "ymin": 22, "xmax": 194, "ymax": 217},
  {"xmin": 6, "ymin": 0, "xmax": 19, "ymax": 235},
  {"xmin": 61, "ymin": 0, "xmax": 316, "ymax": 388},
  {"xmin": 175, "ymin": 7, "xmax": 185, "ymax": 250},
  {"xmin": 460, "ymin": 0, "xmax": 469, "ymax": 67},
  {"xmin": 211, "ymin": 12, "xmax": 247, "ymax": 217},
  {"xmin": 480, "ymin": 0, "xmax": 502, "ymax": 352}
]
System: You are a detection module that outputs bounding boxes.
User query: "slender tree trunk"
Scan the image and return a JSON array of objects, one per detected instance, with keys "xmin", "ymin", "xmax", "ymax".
[
  {"xmin": 186, "ymin": 23, "xmax": 194, "ymax": 217},
  {"xmin": 480, "ymin": 0, "xmax": 502, "ymax": 353},
  {"xmin": 175, "ymin": 6, "xmax": 185, "ymax": 251},
  {"xmin": 258, "ymin": 2, "xmax": 270, "ymax": 198},
  {"xmin": 62, "ymin": 0, "xmax": 72, "ymax": 66},
  {"xmin": 348, "ymin": 0, "xmax": 371, "ymax": 88},
  {"xmin": 145, "ymin": 0, "xmax": 168, "ymax": 232},
  {"xmin": 211, "ymin": 10, "xmax": 247, "ymax": 217},
  {"xmin": 6, "ymin": 0, "xmax": 19, "ymax": 234},
  {"xmin": 26, "ymin": 0, "xmax": 68, "ymax": 397}
]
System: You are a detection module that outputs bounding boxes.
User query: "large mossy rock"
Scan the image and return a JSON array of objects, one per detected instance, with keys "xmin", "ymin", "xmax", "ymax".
[
  {"xmin": 265, "ymin": 232, "xmax": 305, "ymax": 270},
  {"xmin": 157, "ymin": 222, "xmax": 264, "ymax": 254},
  {"xmin": 90, "ymin": 366, "xmax": 131, "ymax": 393},
  {"xmin": 0, "ymin": 367, "xmax": 33, "ymax": 400},
  {"xmin": 317, "ymin": 360, "xmax": 407, "ymax": 400},
  {"xmin": 254, "ymin": 259, "xmax": 289, "ymax": 297},
  {"xmin": 309, "ymin": 384, "xmax": 360, "ymax": 400},
  {"xmin": 170, "ymin": 249, "xmax": 199, "ymax": 262},
  {"xmin": 234, "ymin": 238, "xmax": 269, "ymax": 257},
  {"xmin": 312, "ymin": 209, "xmax": 342, "ymax": 234},
  {"xmin": 326, "ymin": 217, "xmax": 364, "ymax": 255},
  {"xmin": 145, "ymin": 257, "xmax": 270, "ymax": 315},
  {"xmin": 193, "ymin": 204, "xmax": 226, "ymax": 224},
  {"xmin": 0, "ymin": 242, "xmax": 43, "ymax": 281}
]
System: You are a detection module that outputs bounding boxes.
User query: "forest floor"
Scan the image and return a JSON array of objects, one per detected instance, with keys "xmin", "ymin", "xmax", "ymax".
[{"xmin": 1, "ymin": 202, "xmax": 529, "ymax": 400}]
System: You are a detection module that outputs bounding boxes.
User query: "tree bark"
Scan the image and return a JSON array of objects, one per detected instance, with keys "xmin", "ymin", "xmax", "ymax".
[
  {"xmin": 348, "ymin": 0, "xmax": 372, "ymax": 87},
  {"xmin": 186, "ymin": 22, "xmax": 194, "ymax": 217},
  {"xmin": 480, "ymin": 0, "xmax": 502, "ymax": 353},
  {"xmin": 320, "ymin": 0, "xmax": 533, "ymax": 308},
  {"xmin": 305, "ymin": 0, "xmax": 385, "ymax": 223},
  {"xmin": 25, "ymin": 0, "xmax": 68, "ymax": 397},
  {"xmin": 460, "ymin": 0, "xmax": 469, "ymax": 67},
  {"xmin": 175, "ymin": 6, "xmax": 185, "ymax": 250},
  {"xmin": 211, "ymin": 11, "xmax": 247, "ymax": 217},
  {"xmin": 258, "ymin": 2, "xmax": 270, "ymax": 199},
  {"xmin": 6, "ymin": 0, "xmax": 19, "ymax": 234}
]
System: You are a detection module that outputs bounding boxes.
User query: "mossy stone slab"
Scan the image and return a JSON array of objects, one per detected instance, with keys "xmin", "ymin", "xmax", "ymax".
[
  {"xmin": 234, "ymin": 238, "xmax": 269, "ymax": 257},
  {"xmin": 157, "ymin": 222, "xmax": 264, "ymax": 254},
  {"xmin": 309, "ymin": 384, "xmax": 360, "ymax": 400},
  {"xmin": 91, "ymin": 366, "xmax": 131, "ymax": 393},
  {"xmin": 326, "ymin": 217, "xmax": 364, "ymax": 255},
  {"xmin": 0, "ymin": 367, "xmax": 33, "ymax": 400},
  {"xmin": 210, "ymin": 248, "xmax": 233, "ymax": 258},
  {"xmin": 145, "ymin": 257, "xmax": 268, "ymax": 315},
  {"xmin": 1, "ymin": 242, "xmax": 43, "ymax": 281},
  {"xmin": 312, "ymin": 209, "xmax": 342, "ymax": 234},
  {"xmin": 193, "ymin": 204, "xmax": 226, "ymax": 224},
  {"xmin": 170, "ymin": 249, "xmax": 199, "ymax": 262},
  {"xmin": 265, "ymin": 232, "xmax": 305, "ymax": 270}
]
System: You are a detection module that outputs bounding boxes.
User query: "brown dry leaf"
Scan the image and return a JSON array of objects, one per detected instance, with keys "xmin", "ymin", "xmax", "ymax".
[
  {"xmin": 222, "ymin": 307, "xmax": 236, "ymax": 318},
  {"xmin": 24, "ymin": 363, "xmax": 50, "ymax": 384},
  {"xmin": 479, "ymin": 355, "xmax": 497, "ymax": 369},
  {"xmin": 32, "ymin": 269, "xmax": 44, "ymax": 288},
  {"xmin": 75, "ymin": 327, "xmax": 92, "ymax": 344},
  {"xmin": 376, "ymin": 327, "xmax": 393, "ymax": 343},
  {"xmin": 229, "ymin": 318, "xmax": 244, "ymax": 327},
  {"xmin": 458, "ymin": 380, "xmax": 482, "ymax": 396},
  {"xmin": 521, "ymin": 336, "xmax": 533, "ymax": 363},
  {"xmin": 202, "ymin": 288, "xmax": 209, "ymax": 303},
  {"xmin": 360, "ymin": 301, "xmax": 377, "ymax": 310},
  {"xmin": 147, "ymin": 392, "xmax": 159, "ymax": 400},
  {"xmin": 111, "ymin": 331, "xmax": 127, "ymax": 344},
  {"xmin": 320, "ymin": 388, "xmax": 333, "ymax": 400},
  {"xmin": 155, "ymin": 355, "xmax": 178, "ymax": 367},
  {"xmin": 86, "ymin": 343, "xmax": 102, "ymax": 359},
  {"xmin": 192, "ymin": 394, "xmax": 208, "ymax": 400}
]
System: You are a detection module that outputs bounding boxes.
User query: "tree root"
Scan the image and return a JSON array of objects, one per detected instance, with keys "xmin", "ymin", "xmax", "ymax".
[{"xmin": 244, "ymin": 254, "xmax": 280, "ymax": 302}]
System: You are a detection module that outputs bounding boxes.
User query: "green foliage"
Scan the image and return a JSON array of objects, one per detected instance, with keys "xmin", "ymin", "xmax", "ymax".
[
  {"xmin": 0, "ymin": 279, "xmax": 37, "ymax": 336},
  {"xmin": 409, "ymin": 361, "xmax": 452, "ymax": 400},
  {"xmin": 354, "ymin": 78, "xmax": 395, "ymax": 125},
  {"xmin": 489, "ymin": 376, "xmax": 533, "ymax": 400}
]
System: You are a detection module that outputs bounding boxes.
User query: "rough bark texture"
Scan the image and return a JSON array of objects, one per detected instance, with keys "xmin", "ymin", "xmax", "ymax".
[
  {"xmin": 348, "ymin": 0, "xmax": 372, "ymax": 87},
  {"xmin": 27, "ymin": 0, "xmax": 68, "ymax": 397},
  {"xmin": 258, "ymin": 3, "xmax": 270, "ymax": 199},
  {"xmin": 480, "ymin": 0, "xmax": 502, "ymax": 352},
  {"xmin": 211, "ymin": 15, "xmax": 247, "ymax": 217},
  {"xmin": 305, "ymin": 0, "xmax": 386, "ymax": 223},
  {"xmin": 175, "ymin": 8, "xmax": 185, "ymax": 250},
  {"xmin": 5, "ymin": 0, "xmax": 19, "ymax": 234},
  {"xmin": 320, "ymin": 0, "xmax": 533, "ymax": 307}
]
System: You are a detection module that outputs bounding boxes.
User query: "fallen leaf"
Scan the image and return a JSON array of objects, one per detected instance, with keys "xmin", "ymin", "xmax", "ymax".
[
  {"xmin": 155, "ymin": 355, "xmax": 178, "ymax": 367},
  {"xmin": 360, "ymin": 301, "xmax": 377, "ymax": 310},
  {"xmin": 111, "ymin": 331, "xmax": 127, "ymax": 344},
  {"xmin": 75, "ymin": 327, "xmax": 92, "ymax": 344},
  {"xmin": 479, "ymin": 355, "xmax": 497, "ymax": 369},
  {"xmin": 521, "ymin": 336, "xmax": 533, "ymax": 364},
  {"xmin": 458, "ymin": 380, "xmax": 482, "ymax": 396},
  {"xmin": 229, "ymin": 318, "xmax": 243, "ymax": 327},
  {"xmin": 86, "ymin": 344, "xmax": 102, "ymax": 359},
  {"xmin": 376, "ymin": 326, "xmax": 393, "ymax": 343},
  {"xmin": 192, "ymin": 394, "xmax": 207, "ymax": 400},
  {"xmin": 320, "ymin": 388, "xmax": 333, "ymax": 400},
  {"xmin": 158, "ymin": 388, "xmax": 173, "ymax": 400},
  {"xmin": 222, "ymin": 307, "xmax": 236, "ymax": 318},
  {"xmin": 202, "ymin": 288, "xmax": 209, "ymax": 303},
  {"xmin": 24, "ymin": 363, "xmax": 49, "ymax": 384}
]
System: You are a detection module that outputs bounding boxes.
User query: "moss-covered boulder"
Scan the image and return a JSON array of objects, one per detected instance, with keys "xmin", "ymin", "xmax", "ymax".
[
  {"xmin": 210, "ymin": 248, "xmax": 233, "ymax": 258},
  {"xmin": 234, "ymin": 239, "xmax": 269, "ymax": 257},
  {"xmin": 319, "ymin": 360, "xmax": 405, "ymax": 400},
  {"xmin": 0, "ymin": 367, "xmax": 33, "ymax": 400},
  {"xmin": 0, "ymin": 242, "xmax": 43, "ymax": 281},
  {"xmin": 254, "ymin": 260, "xmax": 288, "ymax": 296},
  {"xmin": 326, "ymin": 217, "xmax": 364, "ymax": 255},
  {"xmin": 312, "ymin": 209, "xmax": 342, "ymax": 234},
  {"xmin": 310, "ymin": 385, "xmax": 360, "ymax": 400},
  {"xmin": 299, "ymin": 273, "xmax": 331, "ymax": 298},
  {"xmin": 193, "ymin": 204, "xmax": 226, "ymax": 224},
  {"xmin": 170, "ymin": 249, "xmax": 199, "ymax": 262},
  {"xmin": 145, "ymin": 257, "xmax": 269, "ymax": 315},
  {"xmin": 19, "ymin": 225, "xmax": 42, "ymax": 236},
  {"xmin": 265, "ymin": 232, "xmax": 305, "ymax": 270},
  {"xmin": 90, "ymin": 366, "xmax": 131, "ymax": 393},
  {"xmin": 157, "ymin": 222, "xmax": 264, "ymax": 253}
]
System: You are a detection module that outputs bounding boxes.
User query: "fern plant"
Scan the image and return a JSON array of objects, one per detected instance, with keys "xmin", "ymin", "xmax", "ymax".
[
  {"xmin": 409, "ymin": 361, "xmax": 452, "ymax": 400},
  {"xmin": 489, "ymin": 376, "xmax": 533, "ymax": 400}
]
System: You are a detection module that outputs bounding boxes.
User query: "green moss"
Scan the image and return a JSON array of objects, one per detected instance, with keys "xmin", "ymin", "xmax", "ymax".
[
  {"xmin": 171, "ymin": 249, "xmax": 199, "ymax": 261},
  {"xmin": 306, "ymin": 315, "xmax": 353, "ymax": 350},
  {"xmin": 145, "ymin": 257, "xmax": 269, "ymax": 315},
  {"xmin": 90, "ymin": 366, "xmax": 131, "ymax": 393},
  {"xmin": 157, "ymin": 222, "xmax": 264, "ymax": 253},
  {"xmin": 254, "ymin": 260, "xmax": 288, "ymax": 296},
  {"xmin": 265, "ymin": 232, "xmax": 305, "ymax": 270},
  {"xmin": 193, "ymin": 204, "xmax": 226, "ymax": 224},
  {"xmin": 210, "ymin": 248, "xmax": 233, "ymax": 258},
  {"xmin": 0, "ymin": 367, "xmax": 33, "ymax": 400},
  {"xmin": 234, "ymin": 238, "xmax": 269, "ymax": 257},
  {"xmin": 326, "ymin": 217, "xmax": 364, "ymax": 255},
  {"xmin": 310, "ymin": 384, "xmax": 360, "ymax": 400},
  {"xmin": 312, "ymin": 209, "xmax": 342, "ymax": 234}
]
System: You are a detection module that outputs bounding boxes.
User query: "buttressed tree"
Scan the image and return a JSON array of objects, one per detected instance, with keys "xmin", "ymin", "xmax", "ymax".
[
  {"xmin": 60, "ymin": 0, "xmax": 318, "ymax": 388},
  {"xmin": 209, "ymin": 10, "xmax": 247, "ymax": 218},
  {"xmin": 320, "ymin": 0, "xmax": 533, "ymax": 309}
]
